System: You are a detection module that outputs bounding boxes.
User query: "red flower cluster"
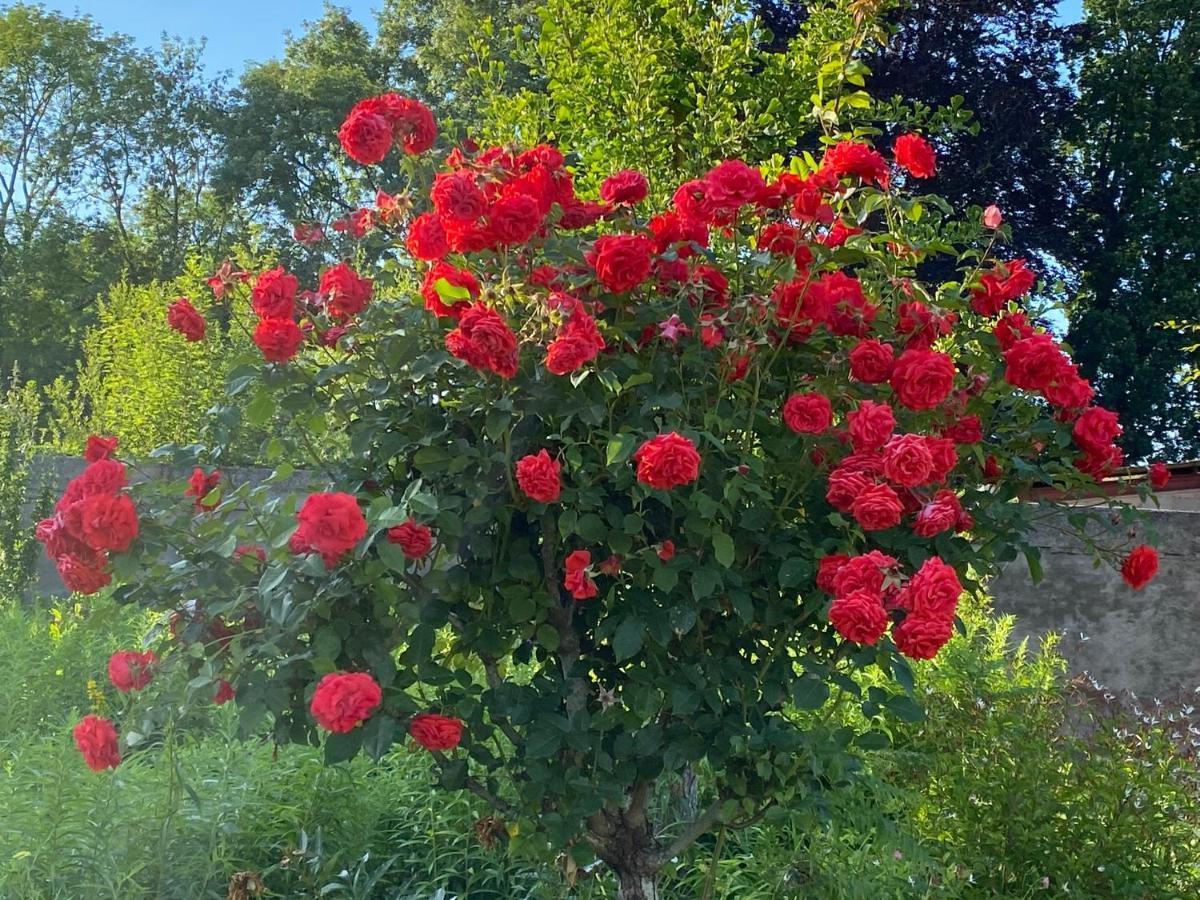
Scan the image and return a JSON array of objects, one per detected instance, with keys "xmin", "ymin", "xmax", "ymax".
[
  {"xmin": 251, "ymin": 266, "xmax": 304, "ymax": 363},
  {"xmin": 185, "ymin": 467, "xmax": 221, "ymax": 511},
  {"xmin": 319, "ymin": 262, "xmax": 373, "ymax": 321},
  {"xmin": 291, "ymin": 492, "xmax": 367, "ymax": 568},
  {"xmin": 387, "ymin": 520, "xmax": 434, "ymax": 559},
  {"xmin": 564, "ymin": 549, "xmax": 598, "ymax": 601},
  {"xmin": 339, "ymin": 93, "xmax": 437, "ymax": 164},
  {"xmin": 546, "ymin": 296, "xmax": 605, "ymax": 375},
  {"xmin": 84, "ymin": 435, "xmax": 118, "ymax": 463},
  {"xmin": 166, "ymin": 297, "xmax": 205, "ymax": 341},
  {"xmin": 970, "ymin": 259, "xmax": 1036, "ymax": 317},
  {"xmin": 36, "ymin": 450, "xmax": 139, "ymax": 595},
  {"xmin": 108, "ymin": 649, "xmax": 157, "ymax": 692},
  {"xmin": 516, "ymin": 450, "xmax": 562, "ymax": 503},
  {"xmin": 445, "ymin": 303, "xmax": 520, "ymax": 378},
  {"xmin": 310, "ymin": 671, "xmax": 383, "ymax": 733},
  {"xmin": 73, "ymin": 715, "xmax": 121, "ymax": 771},
  {"xmin": 410, "ymin": 712, "xmax": 464, "ymax": 751}
]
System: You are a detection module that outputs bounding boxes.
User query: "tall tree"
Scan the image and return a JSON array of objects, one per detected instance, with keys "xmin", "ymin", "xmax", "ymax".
[{"xmin": 1067, "ymin": 0, "xmax": 1200, "ymax": 462}]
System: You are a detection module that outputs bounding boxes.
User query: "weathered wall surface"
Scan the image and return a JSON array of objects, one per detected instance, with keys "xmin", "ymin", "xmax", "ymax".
[
  {"xmin": 21, "ymin": 455, "xmax": 1198, "ymax": 696},
  {"xmin": 990, "ymin": 507, "xmax": 1200, "ymax": 698}
]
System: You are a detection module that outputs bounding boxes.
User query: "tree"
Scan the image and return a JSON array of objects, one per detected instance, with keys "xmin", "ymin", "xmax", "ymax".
[
  {"xmin": 45, "ymin": 64, "xmax": 1159, "ymax": 900},
  {"xmin": 1066, "ymin": 0, "xmax": 1200, "ymax": 462}
]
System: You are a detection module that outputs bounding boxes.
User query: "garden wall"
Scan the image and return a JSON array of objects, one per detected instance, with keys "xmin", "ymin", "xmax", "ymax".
[{"xmin": 22, "ymin": 455, "xmax": 1199, "ymax": 697}]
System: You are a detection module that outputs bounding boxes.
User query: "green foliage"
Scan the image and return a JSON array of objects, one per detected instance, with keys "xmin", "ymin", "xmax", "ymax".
[{"xmin": 0, "ymin": 370, "xmax": 43, "ymax": 597}]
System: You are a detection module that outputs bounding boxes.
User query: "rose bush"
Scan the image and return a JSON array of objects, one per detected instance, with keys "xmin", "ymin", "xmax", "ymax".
[{"xmin": 38, "ymin": 89, "xmax": 1162, "ymax": 897}]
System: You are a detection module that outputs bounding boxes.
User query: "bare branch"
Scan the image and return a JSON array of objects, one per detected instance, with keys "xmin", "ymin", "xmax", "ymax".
[{"xmin": 649, "ymin": 798, "xmax": 726, "ymax": 868}]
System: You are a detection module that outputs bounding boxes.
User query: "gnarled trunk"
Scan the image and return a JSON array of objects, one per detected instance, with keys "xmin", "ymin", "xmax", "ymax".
[
  {"xmin": 617, "ymin": 870, "xmax": 661, "ymax": 900},
  {"xmin": 590, "ymin": 789, "xmax": 663, "ymax": 900}
]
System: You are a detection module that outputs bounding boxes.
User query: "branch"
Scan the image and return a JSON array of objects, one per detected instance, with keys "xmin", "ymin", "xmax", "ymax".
[
  {"xmin": 649, "ymin": 798, "xmax": 726, "ymax": 868},
  {"xmin": 432, "ymin": 750, "xmax": 513, "ymax": 816},
  {"xmin": 481, "ymin": 656, "xmax": 525, "ymax": 747}
]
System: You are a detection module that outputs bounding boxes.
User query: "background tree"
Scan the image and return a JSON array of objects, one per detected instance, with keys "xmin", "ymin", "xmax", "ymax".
[{"xmin": 1066, "ymin": 0, "xmax": 1200, "ymax": 462}]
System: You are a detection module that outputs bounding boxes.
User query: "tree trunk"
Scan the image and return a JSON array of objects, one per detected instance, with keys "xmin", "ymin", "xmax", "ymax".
[
  {"xmin": 617, "ymin": 870, "xmax": 661, "ymax": 900},
  {"xmin": 590, "ymin": 792, "xmax": 663, "ymax": 900}
]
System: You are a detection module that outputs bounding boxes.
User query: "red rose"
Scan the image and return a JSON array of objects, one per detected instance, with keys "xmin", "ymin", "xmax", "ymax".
[
  {"xmin": 782, "ymin": 393, "xmax": 834, "ymax": 435},
  {"xmin": 1149, "ymin": 462, "xmax": 1171, "ymax": 490},
  {"xmin": 214, "ymin": 680, "xmax": 236, "ymax": 705},
  {"xmin": 84, "ymin": 435, "xmax": 119, "ymax": 463},
  {"xmin": 379, "ymin": 94, "xmax": 437, "ymax": 154},
  {"xmin": 758, "ymin": 222, "xmax": 803, "ymax": 257},
  {"xmin": 234, "ymin": 543, "xmax": 267, "ymax": 564},
  {"xmin": 599, "ymin": 554, "xmax": 623, "ymax": 576},
  {"xmin": 108, "ymin": 649, "xmax": 157, "ymax": 692},
  {"xmin": 516, "ymin": 450, "xmax": 562, "ymax": 503},
  {"xmin": 944, "ymin": 415, "xmax": 983, "ymax": 445},
  {"xmin": 831, "ymin": 550, "xmax": 897, "ymax": 597},
  {"xmin": 849, "ymin": 339, "xmax": 895, "ymax": 383},
  {"xmin": 647, "ymin": 212, "xmax": 708, "ymax": 256},
  {"xmin": 388, "ymin": 520, "xmax": 434, "ymax": 559},
  {"xmin": 564, "ymin": 549, "xmax": 598, "ymax": 600},
  {"xmin": 406, "ymin": 212, "xmax": 448, "ymax": 261},
  {"xmin": 1072, "ymin": 406, "xmax": 1122, "ymax": 455},
  {"xmin": 431, "ymin": 171, "xmax": 487, "ymax": 223},
  {"xmin": 825, "ymin": 467, "xmax": 872, "ymax": 513},
  {"xmin": 186, "ymin": 467, "xmax": 221, "ymax": 511},
  {"xmin": 253, "ymin": 318, "xmax": 305, "ymax": 363},
  {"xmin": 339, "ymin": 107, "xmax": 392, "ymax": 164},
  {"xmin": 993, "ymin": 312, "xmax": 1036, "ymax": 351},
  {"xmin": 971, "ymin": 259, "xmax": 1036, "ymax": 316},
  {"xmin": 850, "ymin": 483, "xmax": 903, "ymax": 531},
  {"xmin": 251, "ymin": 267, "xmax": 298, "ymax": 320},
  {"xmin": 652, "ymin": 539, "xmax": 676, "ymax": 563},
  {"xmin": 816, "ymin": 554, "xmax": 849, "ymax": 593},
  {"xmin": 292, "ymin": 492, "xmax": 367, "ymax": 568},
  {"xmin": 892, "ymin": 614, "xmax": 953, "ymax": 660},
  {"xmin": 890, "ymin": 349, "xmax": 956, "ymax": 411},
  {"xmin": 421, "ymin": 263, "xmax": 479, "ymax": 318},
  {"xmin": 445, "ymin": 303, "xmax": 520, "ymax": 378},
  {"xmin": 487, "ymin": 193, "xmax": 543, "ymax": 246},
  {"xmin": 310, "ymin": 671, "xmax": 382, "ymax": 733},
  {"xmin": 546, "ymin": 312, "xmax": 604, "ymax": 375},
  {"xmin": 1004, "ymin": 334, "xmax": 1068, "ymax": 391},
  {"xmin": 900, "ymin": 557, "xmax": 963, "ymax": 619},
  {"xmin": 882, "ymin": 434, "xmax": 935, "ymax": 487},
  {"xmin": 703, "ymin": 159, "xmax": 766, "ymax": 213},
  {"xmin": 1121, "ymin": 544, "xmax": 1159, "ymax": 590},
  {"xmin": 821, "ymin": 141, "xmax": 890, "ymax": 188},
  {"xmin": 634, "ymin": 432, "xmax": 701, "ymax": 490},
  {"xmin": 73, "ymin": 715, "xmax": 120, "ymax": 771},
  {"xmin": 319, "ymin": 262, "xmax": 373, "ymax": 321},
  {"xmin": 166, "ymin": 297, "xmax": 206, "ymax": 341},
  {"xmin": 79, "ymin": 493, "xmax": 138, "ymax": 553},
  {"xmin": 847, "ymin": 400, "xmax": 895, "ymax": 452},
  {"xmin": 829, "ymin": 589, "xmax": 889, "ymax": 644},
  {"xmin": 912, "ymin": 490, "xmax": 963, "ymax": 538},
  {"xmin": 410, "ymin": 712, "xmax": 464, "ymax": 751},
  {"xmin": 56, "ymin": 555, "xmax": 111, "ymax": 594},
  {"xmin": 893, "ymin": 133, "xmax": 937, "ymax": 179},
  {"xmin": 587, "ymin": 234, "xmax": 654, "ymax": 294},
  {"xmin": 601, "ymin": 169, "xmax": 649, "ymax": 205}
]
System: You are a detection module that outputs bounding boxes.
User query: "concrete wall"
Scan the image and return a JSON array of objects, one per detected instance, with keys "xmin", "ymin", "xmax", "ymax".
[
  {"xmin": 990, "ymin": 507, "xmax": 1200, "ymax": 698},
  {"xmin": 20, "ymin": 455, "xmax": 1199, "ymax": 697}
]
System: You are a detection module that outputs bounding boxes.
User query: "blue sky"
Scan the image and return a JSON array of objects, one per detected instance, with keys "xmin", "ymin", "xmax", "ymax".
[{"xmin": 33, "ymin": 1, "xmax": 1087, "ymax": 75}]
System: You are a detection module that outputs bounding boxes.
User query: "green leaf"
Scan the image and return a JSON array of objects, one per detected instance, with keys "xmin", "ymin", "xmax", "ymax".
[
  {"xmin": 885, "ymin": 695, "xmax": 925, "ymax": 723},
  {"xmin": 606, "ymin": 433, "xmax": 637, "ymax": 466},
  {"xmin": 434, "ymin": 277, "xmax": 472, "ymax": 301},
  {"xmin": 536, "ymin": 623, "xmax": 560, "ymax": 651},
  {"xmin": 360, "ymin": 714, "xmax": 398, "ymax": 761},
  {"xmin": 791, "ymin": 677, "xmax": 830, "ymax": 710},
  {"xmin": 854, "ymin": 731, "xmax": 891, "ymax": 750},
  {"xmin": 778, "ymin": 557, "xmax": 808, "ymax": 588},
  {"xmin": 613, "ymin": 617, "xmax": 645, "ymax": 662},
  {"xmin": 712, "ymin": 531, "xmax": 735, "ymax": 568},
  {"xmin": 324, "ymin": 729, "xmax": 363, "ymax": 764}
]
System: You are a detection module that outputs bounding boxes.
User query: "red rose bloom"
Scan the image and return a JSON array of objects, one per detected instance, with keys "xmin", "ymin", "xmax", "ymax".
[
  {"xmin": 758, "ymin": 222, "xmax": 803, "ymax": 257},
  {"xmin": 850, "ymin": 483, "xmax": 903, "ymax": 531},
  {"xmin": 487, "ymin": 193, "xmax": 543, "ymax": 246},
  {"xmin": 1121, "ymin": 544, "xmax": 1159, "ymax": 590},
  {"xmin": 421, "ymin": 263, "xmax": 479, "ymax": 318},
  {"xmin": 56, "ymin": 555, "xmax": 111, "ymax": 594},
  {"xmin": 319, "ymin": 263, "xmax": 374, "ymax": 321},
  {"xmin": 79, "ymin": 493, "xmax": 138, "ymax": 553},
  {"xmin": 647, "ymin": 212, "xmax": 708, "ymax": 256},
  {"xmin": 292, "ymin": 492, "xmax": 367, "ymax": 568},
  {"xmin": 1149, "ymin": 462, "xmax": 1171, "ymax": 490},
  {"xmin": 825, "ymin": 468, "xmax": 873, "ymax": 513},
  {"xmin": 634, "ymin": 432, "xmax": 701, "ymax": 490},
  {"xmin": 993, "ymin": 312, "xmax": 1037, "ymax": 351},
  {"xmin": 251, "ymin": 267, "xmax": 298, "ymax": 320},
  {"xmin": 587, "ymin": 234, "xmax": 654, "ymax": 294},
  {"xmin": 1073, "ymin": 406, "xmax": 1122, "ymax": 455},
  {"xmin": 882, "ymin": 434, "xmax": 935, "ymax": 488},
  {"xmin": 944, "ymin": 415, "xmax": 983, "ymax": 445},
  {"xmin": 310, "ymin": 671, "xmax": 382, "ymax": 733},
  {"xmin": 166, "ymin": 297, "xmax": 206, "ymax": 341},
  {"xmin": 912, "ymin": 490, "xmax": 963, "ymax": 538},
  {"xmin": 214, "ymin": 680, "xmax": 236, "ymax": 705},
  {"xmin": 388, "ymin": 520, "xmax": 434, "ymax": 559},
  {"xmin": 849, "ymin": 339, "xmax": 895, "ymax": 383},
  {"xmin": 782, "ymin": 393, "xmax": 834, "ymax": 434},
  {"xmin": 84, "ymin": 435, "xmax": 119, "ymax": 463},
  {"xmin": 890, "ymin": 348, "xmax": 956, "ymax": 411},
  {"xmin": 516, "ymin": 450, "xmax": 562, "ymax": 503},
  {"xmin": 410, "ymin": 712, "xmax": 464, "ymax": 751},
  {"xmin": 816, "ymin": 554, "xmax": 850, "ymax": 593},
  {"xmin": 821, "ymin": 141, "xmax": 890, "ymax": 188},
  {"xmin": 73, "ymin": 715, "xmax": 120, "ymax": 771},
  {"xmin": 253, "ymin": 318, "xmax": 305, "ymax": 363},
  {"xmin": 971, "ymin": 259, "xmax": 1036, "ymax": 317},
  {"xmin": 108, "ymin": 649, "xmax": 157, "ymax": 692},
  {"xmin": 657, "ymin": 540, "xmax": 676, "ymax": 562},
  {"xmin": 1004, "ymin": 334, "xmax": 1068, "ymax": 392},
  {"xmin": 703, "ymin": 159, "xmax": 766, "ymax": 213},
  {"xmin": 831, "ymin": 551, "xmax": 897, "ymax": 597},
  {"xmin": 445, "ymin": 303, "xmax": 520, "ymax": 378},
  {"xmin": 601, "ymin": 169, "xmax": 649, "ymax": 205},
  {"xmin": 380, "ymin": 95, "xmax": 437, "ymax": 154},
  {"xmin": 564, "ymin": 549, "xmax": 598, "ymax": 600},
  {"xmin": 338, "ymin": 107, "xmax": 393, "ymax": 164},
  {"xmin": 431, "ymin": 171, "xmax": 487, "ymax": 223},
  {"xmin": 893, "ymin": 615, "xmax": 954, "ymax": 660},
  {"xmin": 186, "ymin": 467, "xmax": 221, "ymax": 511},
  {"xmin": 546, "ymin": 312, "xmax": 605, "ymax": 375},
  {"xmin": 847, "ymin": 400, "xmax": 895, "ymax": 452},
  {"xmin": 901, "ymin": 557, "xmax": 963, "ymax": 619},
  {"xmin": 828, "ymin": 590, "xmax": 889, "ymax": 644},
  {"xmin": 406, "ymin": 212, "xmax": 448, "ymax": 261},
  {"xmin": 893, "ymin": 133, "xmax": 937, "ymax": 179}
]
